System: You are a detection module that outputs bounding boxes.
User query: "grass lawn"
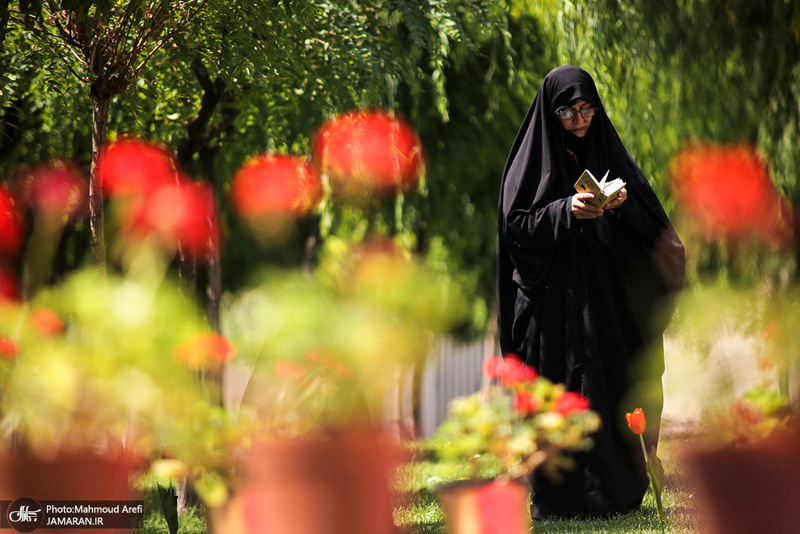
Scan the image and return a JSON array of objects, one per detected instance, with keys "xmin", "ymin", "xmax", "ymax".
[
  {"xmin": 395, "ymin": 429, "xmax": 702, "ymax": 534},
  {"xmin": 134, "ymin": 429, "xmax": 701, "ymax": 534}
]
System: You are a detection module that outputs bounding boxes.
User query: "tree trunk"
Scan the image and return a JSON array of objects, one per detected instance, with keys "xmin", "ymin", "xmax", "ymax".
[
  {"xmin": 89, "ymin": 94, "xmax": 109, "ymax": 270},
  {"xmin": 199, "ymin": 147, "xmax": 221, "ymax": 332}
]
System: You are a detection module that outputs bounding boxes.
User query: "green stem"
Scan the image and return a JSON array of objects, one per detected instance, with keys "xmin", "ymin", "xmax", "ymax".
[
  {"xmin": 638, "ymin": 434, "xmax": 648, "ymax": 458},
  {"xmin": 640, "ymin": 434, "xmax": 666, "ymax": 534}
]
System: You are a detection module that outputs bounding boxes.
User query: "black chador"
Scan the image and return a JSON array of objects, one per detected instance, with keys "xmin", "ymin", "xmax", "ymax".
[{"xmin": 496, "ymin": 65, "xmax": 685, "ymax": 518}]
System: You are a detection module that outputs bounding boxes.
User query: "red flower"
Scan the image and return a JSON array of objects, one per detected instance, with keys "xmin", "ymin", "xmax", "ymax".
[
  {"xmin": 482, "ymin": 356, "xmax": 505, "ymax": 379},
  {"xmin": 96, "ymin": 137, "xmax": 177, "ymax": 197},
  {"xmin": 29, "ymin": 308, "xmax": 64, "ymax": 337},
  {"xmin": 501, "ymin": 355, "xmax": 538, "ymax": 387},
  {"xmin": 483, "ymin": 354, "xmax": 538, "ymax": 386},
  {"xmin": 231, "ymin": 154, "xmax": 322, "ymax": 218},
  {"xmin": 0, "ymin": 335, "xmax": 18, "ymax": 359},
  {"xmin": 515, "ymin": 390, "xmax": 541, "ymax": 414},
  {"xmin": 19, "ymin": 162, "xmax": 88, "ymax": 223},
  {"xmin": 670, "ymin": 143, "xmax": 796, "ymax": 246},
  {"xmin": 626, "ymin": 407, "xmax": 647, "ymax": 435},
  {"xmin": 313, "ymin": 110, "xmax": 425, "ymax": 196},
  {"xmin": 174, "ymin": 332, "xmax": 237, "ymax": 370},
  {"xmin": 553, "ymin": 391, "xmax": 590, "ymax": 416},
  {"xmin": 0, "ymin": 186, "xmax": 26, "ymax": 259},
  {"xmin": 121, "ymin": 177, "xmax": 221, "ymax": 259}
]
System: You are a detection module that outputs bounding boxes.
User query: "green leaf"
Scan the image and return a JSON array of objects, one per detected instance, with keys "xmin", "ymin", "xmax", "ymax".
[{"xmin": 156, "ymin": 483, "xmax": 180, "ymax": 534}]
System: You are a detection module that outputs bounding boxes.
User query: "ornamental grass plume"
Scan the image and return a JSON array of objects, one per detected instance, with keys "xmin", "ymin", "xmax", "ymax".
[{"xmin": 626, "ymin": 407, "xmax": 665, "ymax": 532}]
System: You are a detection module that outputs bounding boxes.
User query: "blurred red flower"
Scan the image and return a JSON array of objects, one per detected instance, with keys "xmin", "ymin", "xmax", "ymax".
[
  {"xmin": 500, "ymin": 355, "xmax": 538, "ymax": 387},
  {"xmin": 312, "ymin": 110, "xmax": 424, "ymax": 196},
  {"xmin": 20, "ymin": 162, "xmax": 88, "ymax": 223},
  {"xmin": 482, "ymin": 354, "xmax": 538, "ymax": 386},
  {"xmin": 231, "ymin": 154, "xmax": 322, "ymax": 218},
  {"xmin": 96, "ymin": 137, "xmax": 177, "ymax": 197},
  {"xmin": 515, "ymin": 390, "xmax": 541, "ymax": 414},
  {"xmin": 0, "ymin": 186, "xmax": 25, "ymax": 259},
  {"xmin": 626, "ymin": 407, "xmax": 647, "ymax": 435},
  {"xmin": 0, "ymin": 335, "xmax": 18, "ymax": 359},
  {"xmin": 553, "ymin": 391, "xmax": 590, "ymax": 416},
  {"xmin": 482, "ymin": 356, "xmax": 505, "ymax": 379},
  {"xmin": 122, "ymin": 177, "xmax": 221, "ymax": 259},
  {"xmin": 174, "ymin": 332, "xmax": 237, "ymax": 371},
  {"xmin": 29, "ymin": 308, "xmax": 64, "ymax": 337},
  {"xmin": 670, "ymin": 143, "xmax": 797, "ymax": 246}
]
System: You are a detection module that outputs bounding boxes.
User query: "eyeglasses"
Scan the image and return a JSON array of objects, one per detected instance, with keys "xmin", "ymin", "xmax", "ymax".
[{"xmin": 556, "ymin": 106, "xmax": 597, "ymax": 121}]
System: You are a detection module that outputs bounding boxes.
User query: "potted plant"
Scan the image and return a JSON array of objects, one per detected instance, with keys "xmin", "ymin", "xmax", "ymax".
[
  {"xmin": 682, "ymin": 383, "xmax": 800, "ymax": 534},
  {"xmin": 427, "ymin": 354, "xmax": 601, "ymax": 534},
  {"xmin": 0, "ymin": 147, "xmax": 239, "ymax": 530},
  {"xmin": 176, "ymin": 109, "xmax": 469, "ymax": 534},
  {"xmin": 207, "ymin": 237, "xmax": 467, "ymax": 534}
]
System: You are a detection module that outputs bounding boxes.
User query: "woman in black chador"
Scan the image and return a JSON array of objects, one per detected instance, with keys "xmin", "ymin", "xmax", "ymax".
[{"xmin": 496, "ymin": 65, "xmax": 685, "ymax": 519}]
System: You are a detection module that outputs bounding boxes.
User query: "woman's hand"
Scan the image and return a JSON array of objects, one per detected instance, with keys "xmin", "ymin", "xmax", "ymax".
[
  {"xmin": 572, "ymin": 193, "xmax": 604, "ymax": 219},
  {"xmin": 603, "ymin": 188, "xmax": 627, "ymax": 210}
]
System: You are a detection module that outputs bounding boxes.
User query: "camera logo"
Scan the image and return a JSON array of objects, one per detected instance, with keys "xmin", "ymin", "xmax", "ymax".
[{"xmin": 5, "ymin": 498, "xmax": 43, "ymax": 532}]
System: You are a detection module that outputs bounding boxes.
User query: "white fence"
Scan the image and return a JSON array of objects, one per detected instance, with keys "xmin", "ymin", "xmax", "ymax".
[{"xmin": 388, "ymin": 335, "xmax": 493, "ymax": 439}]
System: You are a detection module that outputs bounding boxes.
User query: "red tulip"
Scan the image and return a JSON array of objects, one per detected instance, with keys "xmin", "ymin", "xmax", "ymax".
[
  {"xmin": 626, "ymin": 407, "xmax": 646, "ymax": 435},
  {"xmin": 313, "ymin": 110, "xmax": 424, "ymax": 196},
  {"xmin": 231, "ymin": 153, "xmax": 322, "ymax": 218},
  {"xmin": 0, "ymin": 186, "xmax": 25, "ymax": 259},
  {"xmin": 121, "ymin": 177, "xmax": 221, "ymax": 259},
  {"xmin": 96, "ymin": 137, "xmax": 177, "ymax": 197},
  {"xmin": 553, "ymin": 391, "xmax": 591, "ymax": 416}
]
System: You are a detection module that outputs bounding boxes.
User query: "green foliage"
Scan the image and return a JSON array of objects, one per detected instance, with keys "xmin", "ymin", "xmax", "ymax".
[
  {"xmin": 156, "ymin": 483, "xmax": 180, "ymax": 534},
  {"xmin": 9, "ymin": 0, "xmax": 798, "ymax": 339}
]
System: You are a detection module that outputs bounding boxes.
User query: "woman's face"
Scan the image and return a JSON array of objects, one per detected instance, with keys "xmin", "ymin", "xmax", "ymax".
[{"xmin": 558, "ymin": 100, "xmax": 594, "ymax": 138}]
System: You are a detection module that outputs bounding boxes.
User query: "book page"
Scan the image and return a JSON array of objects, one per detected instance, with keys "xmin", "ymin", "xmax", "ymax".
[{"xmin": 574, "ymin": 169, "xmax": 626, "ymax": 208}]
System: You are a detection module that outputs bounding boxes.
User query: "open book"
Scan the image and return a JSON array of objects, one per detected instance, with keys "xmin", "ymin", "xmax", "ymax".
[{"xmin": 573, "ymin": 169, "xmax": 626, "ymax": 208}]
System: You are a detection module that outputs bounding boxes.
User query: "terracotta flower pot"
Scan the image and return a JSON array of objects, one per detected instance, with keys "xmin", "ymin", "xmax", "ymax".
[
  {"xmin": 683, "ymin": 428, "xmax": 800, "ymax": 534},
  {"xmin": 210, "ymin": 428, "xmax": 404, "ymax": 534},
  {"xmin": 436, "ymin": 478, "xmax": 532, "ymax": 534},
  {"xmin": 0, "ymin": 448, "xmax": 142, "ymax": 534}
]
